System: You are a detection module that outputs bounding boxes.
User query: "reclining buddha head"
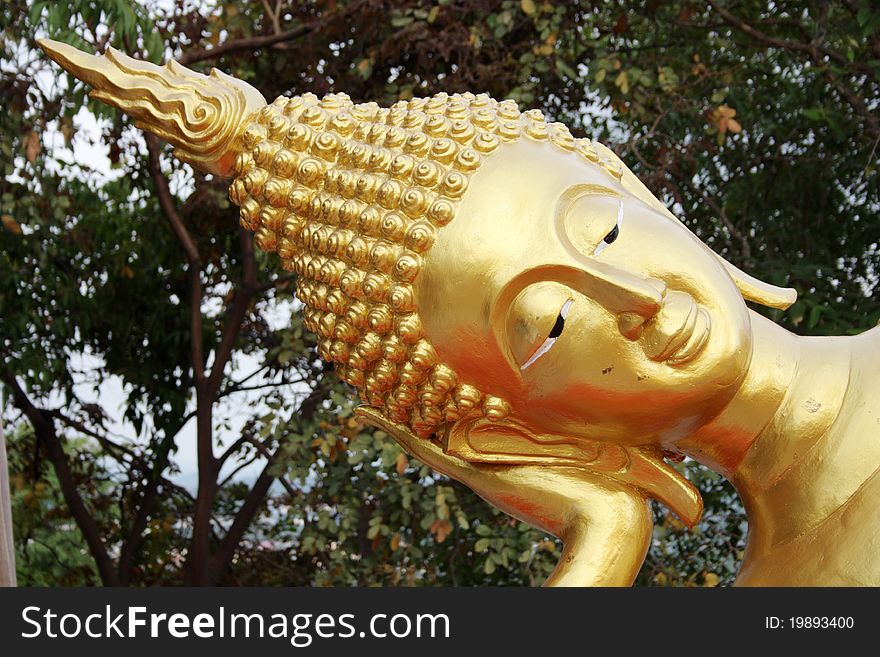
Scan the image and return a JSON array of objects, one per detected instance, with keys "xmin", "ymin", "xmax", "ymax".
[
  {"xmin": 39, "ymin": 39, "xmax": 798, "ymax": 547},
  {"xmin": 232, "ymin": 91, "xmax": 794, "ymax": 446}
]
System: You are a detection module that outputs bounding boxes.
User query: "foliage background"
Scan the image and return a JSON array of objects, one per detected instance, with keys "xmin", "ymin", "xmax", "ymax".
[{"xmin": 1, "ymin": 0, "xmax": 877, "ymax": 586}]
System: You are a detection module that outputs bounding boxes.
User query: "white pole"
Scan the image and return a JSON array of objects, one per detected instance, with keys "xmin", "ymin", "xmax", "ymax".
[{"xmin": 0, "ymin": 392, "xmax": 16, "ymax": 587}]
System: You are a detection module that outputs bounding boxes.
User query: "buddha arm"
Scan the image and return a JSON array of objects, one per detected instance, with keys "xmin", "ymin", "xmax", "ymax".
[
  {"xmin": 357, "ymin": 407, "xmax": 653, "ymax": 586},
  {"xmin": 542, "ymin": 482, "xmax": 652, "ymax": 587}
]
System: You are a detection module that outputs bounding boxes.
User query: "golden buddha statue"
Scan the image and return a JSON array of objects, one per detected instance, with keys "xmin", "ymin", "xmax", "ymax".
[{"xmin": 39, "ymin": 39, "xmax": 880, "ymax": 587}]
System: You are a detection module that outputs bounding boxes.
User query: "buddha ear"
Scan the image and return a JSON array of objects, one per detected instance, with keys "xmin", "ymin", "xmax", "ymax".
[{"xmin": 716, "ymin": 255, "xmax": 797, "ymax": 310}]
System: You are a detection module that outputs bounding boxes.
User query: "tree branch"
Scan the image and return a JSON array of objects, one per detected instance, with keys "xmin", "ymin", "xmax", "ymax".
[
  {"xmin": 218, "ymin": 452, "xmax": 263, "ymax": 488},
  {"xmin": 707, "ymin": 1, "xmax": 879, "ymax": 139},
  {"xmin": 823, "ymin": 70, "xmax": 880, "ymax": 140},
  {"xmin": 145, "ymin": 136, "xmax": 200, "ymax": 267},
  {"xmin": 2, "ymin": 374, "xmax": 119, "ymax": 586},
  {"xmin": 206, "ymin": 227, "xmax": 258, "ymax": 399},
  {"xmin": 145, "ymin": 135, "xmax": 206, "ymax": 384},
  {"xmin": 47, "ymin": 409, "xmax": 139, "ymax": 463},
  {"xmin": 208, "ymin": 381, "xmax": 331, "ymax": 583},
  {"xmin": 695, "ymin": 184, "xmax": 752, "ymax": 261},
  {"xmin": 218, "ymin": 363, "xmax": 271, "ymax": 398},
  {"xmin": 238, "ymin": 434, "xmax": 300, "ymax": 500},
  {"xmin": 176, "ymin": 0, "xmax": 368, "ymax": 66},
  {"xmin": 145, "ymin": 137, "xmax": 218, "ymax": 585},
  {"xmin": 178, "ymin": 24, "xmax": 313, "ymax": 67},
  {"xmin": 208, "ymin": 461, "xmax": 274, "ymax": 585},
  {"xmin": 220, "ymin": 377, "xmax": 306, "ymax": 398},
  {"xmin": 707, "ymin": 0, "xmax": 857, "ymax": 71},
  {"xmin": 260, "ymin": 0, "xmax": 284, "ymax": 36},
  {"xmin": 116, "ymin": 439, "xmax": 175, "ymax": 585},
  {"xmin": 218, "ymin": 435, "xmax": 251, "ymax": 467}
]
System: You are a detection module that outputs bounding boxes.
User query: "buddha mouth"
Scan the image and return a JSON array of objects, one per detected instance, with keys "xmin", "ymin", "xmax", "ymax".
[{"xmin": 640, "ymin": 291, "xmax": 711, "ymax": 367}]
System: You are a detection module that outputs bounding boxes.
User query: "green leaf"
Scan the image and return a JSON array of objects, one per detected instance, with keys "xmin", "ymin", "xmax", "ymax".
[
  {"xmin": 711, "ymin": 89, "xmax": 727, "ymax": 103},
  {"xmin": 29, "ymin": 1, "xmax": 47, "ymax": 26},
  {"xmin": 555, "ymin": 58, "xmax": 577, "ymax": 79}
]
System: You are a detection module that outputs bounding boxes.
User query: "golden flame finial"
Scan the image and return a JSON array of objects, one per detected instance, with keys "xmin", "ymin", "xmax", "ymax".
[{"xmin": 37, "ymin": 38, "xmax": 266, "ymax": 176}]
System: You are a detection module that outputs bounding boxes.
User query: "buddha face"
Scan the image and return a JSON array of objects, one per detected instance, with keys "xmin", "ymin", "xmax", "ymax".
[{"xmin": 415, "ymin": 139, "xmax": 753, "ymax": 447}]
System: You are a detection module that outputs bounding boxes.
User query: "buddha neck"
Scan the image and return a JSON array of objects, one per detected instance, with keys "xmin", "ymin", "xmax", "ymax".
[
  {"xmin": 677, "ymin": 312, "xmax": 802, "ymax": 477},
  {"xmin": 676, "ymin": 310, "xmax": 868, "ymax": 555}
]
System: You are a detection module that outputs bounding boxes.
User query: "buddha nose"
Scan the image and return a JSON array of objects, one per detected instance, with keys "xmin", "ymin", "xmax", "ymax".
[
  {"xmin": 562, "ymin": 261, "xmax": 665, "ymax": 316},
  {"xmin": 613, "ymin": 277, "xmax": 667, "ymax": 339}
]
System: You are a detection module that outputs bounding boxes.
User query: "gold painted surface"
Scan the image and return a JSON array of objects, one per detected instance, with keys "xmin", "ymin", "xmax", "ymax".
[
  {"xmin": 38, "ymin": 39, "xmax": 265, "ymax": 176},
  {"xmin": 39, "ymin": 39, "xmax": 880, "ymax": 587}
]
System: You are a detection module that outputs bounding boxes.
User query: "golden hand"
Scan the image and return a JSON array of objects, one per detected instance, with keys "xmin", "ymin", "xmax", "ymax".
[{"xmin": 356, "ymin": 407, "xmax": 653, "ymax": 587}]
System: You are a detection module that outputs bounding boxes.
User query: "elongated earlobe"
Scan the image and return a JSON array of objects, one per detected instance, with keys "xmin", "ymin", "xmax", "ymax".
[{"xmin": 717, "ymin": 255, "xmax": 797, "ymax": 310}]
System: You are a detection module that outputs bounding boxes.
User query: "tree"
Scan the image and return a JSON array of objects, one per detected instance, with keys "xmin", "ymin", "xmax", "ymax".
[
  {"xmin": 2, "ymin": 0, "xmax": 343, "ymax": 585},
  {"xmin": 1, "ymin": 0, "xmax": 876, "ymax": 587}
]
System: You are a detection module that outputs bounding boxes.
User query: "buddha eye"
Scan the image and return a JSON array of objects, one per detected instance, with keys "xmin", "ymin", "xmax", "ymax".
[
  {"xmin": 520, "ymin": 299, "xmax": 574, "ymax": 371},
  {"xmin": 593, "ymin": 200, "xmax": 624, "ymax": 256}
]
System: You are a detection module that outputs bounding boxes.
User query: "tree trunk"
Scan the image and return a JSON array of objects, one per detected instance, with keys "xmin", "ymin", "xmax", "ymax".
[
  {"xmin": 0, "ymin": 399, "xmax": 17, "ymax": 586},
  {"xmin": 186, "ymin": 395, "xmax": 217, "ymax": 585}
]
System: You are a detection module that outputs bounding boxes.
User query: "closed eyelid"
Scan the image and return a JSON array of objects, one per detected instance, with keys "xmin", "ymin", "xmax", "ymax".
[
  {"xmin": 554, "ymin": 184, "xmax": 623, "ymax": 243},
  {"xmin": 520, "ymin": 298, "xmax": 574, "ymax": 371},
  {"xmin": 593, "ymin": 199, "xmax": 624, "ymax": 256}
]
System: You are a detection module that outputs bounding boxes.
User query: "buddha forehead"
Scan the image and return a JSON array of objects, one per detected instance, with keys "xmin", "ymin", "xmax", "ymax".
[{"xmin": 424, "ymin": 139, "xmax": 631, "ymax": 273}]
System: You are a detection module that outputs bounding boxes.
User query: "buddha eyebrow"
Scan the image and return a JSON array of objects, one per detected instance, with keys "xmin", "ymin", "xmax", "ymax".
[{"xmin": 520, "ymin": 299, "xmax": 574, "ymax": 371}]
